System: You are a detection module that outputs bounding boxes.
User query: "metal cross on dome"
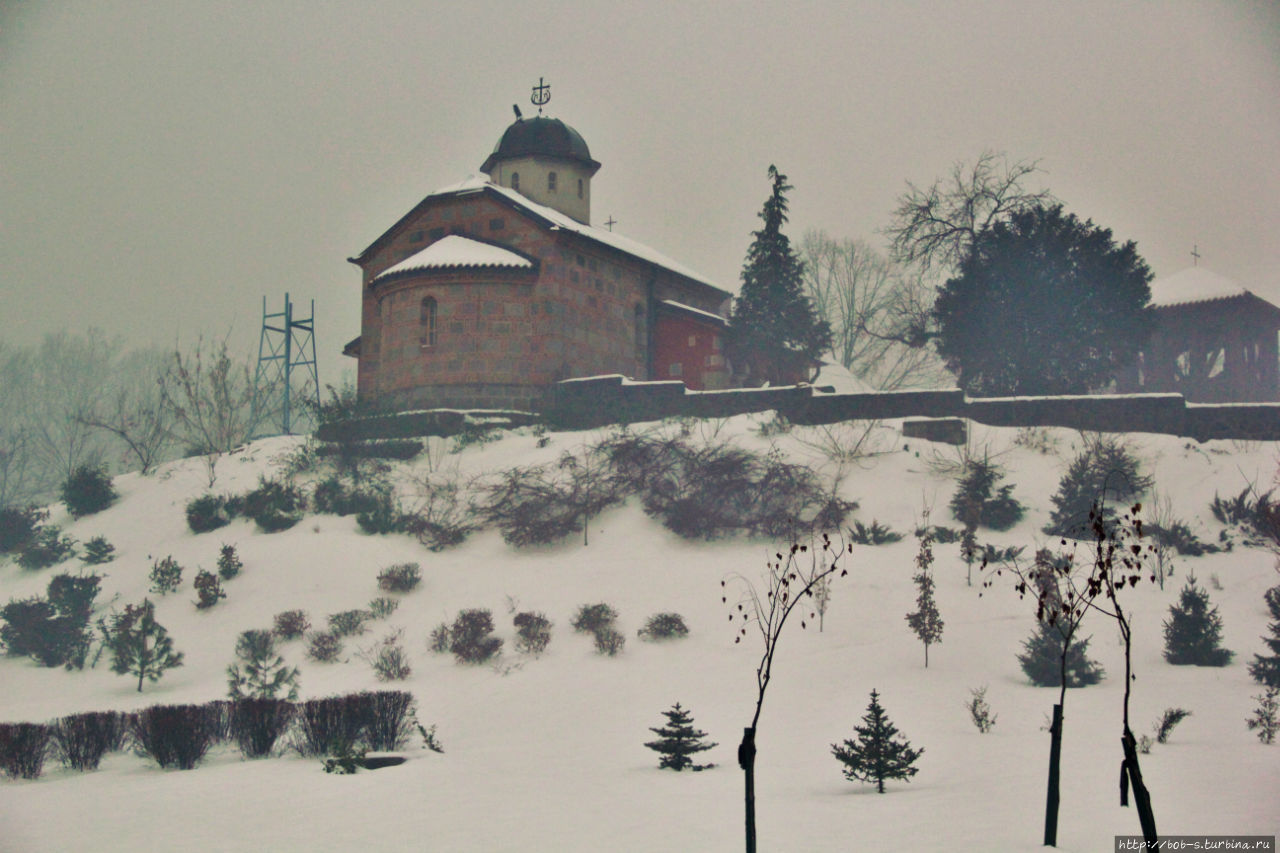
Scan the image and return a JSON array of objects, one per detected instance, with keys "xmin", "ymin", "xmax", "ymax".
[{"xmin": 531, "ymin": 77, "xmax": 550, "ymax": 114}]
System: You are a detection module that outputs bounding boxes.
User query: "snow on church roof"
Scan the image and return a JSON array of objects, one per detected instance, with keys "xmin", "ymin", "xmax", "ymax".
[
  {"xmin": 374, "ymin": 234, "xmax": 534, "ymax": 281},
  {"xmin": 427, "ymin": 175, "xmax": 727, "ymax": 294},
  {"xmin": 1149, "ymin": 267, "xmax": 1249, "ymax": 308}
]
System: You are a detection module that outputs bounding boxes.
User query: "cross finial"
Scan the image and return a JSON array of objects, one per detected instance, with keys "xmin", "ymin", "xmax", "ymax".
[
  {"xmin": 531, "ymin": 77, "xmax": 550, "ymax": 115},
  {"xmin": 604, "ymin": 215, "xmax": 617, "ymax": 232},
  {"xmin": 1191, "ymin": 244, "xmax": 1201, "ymax": 266}
]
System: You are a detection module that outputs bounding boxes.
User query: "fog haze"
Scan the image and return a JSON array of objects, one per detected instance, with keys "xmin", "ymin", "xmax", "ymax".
[{"xmin": 2, "ymin": 1, "xmax": 1277, "ymax": 383}]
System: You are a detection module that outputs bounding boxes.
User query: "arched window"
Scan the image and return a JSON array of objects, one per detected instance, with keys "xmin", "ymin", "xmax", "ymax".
[
  {"xmin": 577, "ymin": 178, "xmax": 584, "ymax": 199},
  {"xmin": 548, "ymin": 171, "xmax": 557, "ymax": 192},
  {"xmin": 510, "ymin": 172, "xmax": 520, "ymax": 191},
  {"xmin": 633, "ymin": 304, "xmax": 647, "ymax": 379},
  {"xmin": 420, "ymin": 296, "xmax": 437, "ymax": 347}
]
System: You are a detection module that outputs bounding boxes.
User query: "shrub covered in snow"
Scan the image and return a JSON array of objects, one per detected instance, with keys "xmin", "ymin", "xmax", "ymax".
[
  {"xmin": 513, "ymin": 611, "xmax": 553, "ymax": 655},
  {"xmin": 376, "ymin": 562, "xmax": 421, "ymax": 593},
  {"xmin": 60, "ymin": 464, "xmax": 117, "ymax": 518},
  {"xmin": 148, "ymin": 555, "xmax": 183, "ymax": 594},
  {"xmin": 81, "ymin": 535, "xmax": 116, "ymax": 565},
  {"xmin": 272, "ymin": 609, "xmax": 310, "ymax": 640},
  {"xmin": 186, "ymin": 493, "xmax": 233, "ymax": 533},
  {"xmin": 637, "ymin": 612, "xmax": 689, "ymax": 641},
  {"xmin": 17, "ymin": 525, "xmax": 76, "ymax": 570},
  {"xmin": 448, "ymin": 609, "xmax": 502, "ymax": 664}
]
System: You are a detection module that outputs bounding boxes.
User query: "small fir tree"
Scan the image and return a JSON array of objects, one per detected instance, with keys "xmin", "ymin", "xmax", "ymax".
[
  {"xmin": 728, "ymin": 165, "xmax": 832, "ymax": 385},
  {"xmin": 905, "ymin": 526, "xmax": 944, "ymax": 667},
  {"xmin": 1247, "ymin": 585, "xmax": 1280, "ymax": 688},
  {"xmin": 831, "ymin": 689, "xmax": 923, "ymax": 793},
  {"xmin": 192, "ymin": 570, "xmax": 226, "ymax": 609},
  {"xmin": 149, "ymin": 555, "xmax": 183, "ymax": 595},
  {"xmin": 216, "ymin": 544, "xmax": 243, "ymax": 581},
  {"xmin": 644, "ymin": 703, "xmax": 717, "ymax": 771},
  {"xmin": 81, "ymin": 536, "xmax": 116, "ymax": 565},
  {"xmin": 966, "ymin": 686, "xmax": 997, "ymax": 733},
  {"xmin": 1246, "ymin": 687, "xmax": 1278, "ymax": 744},
  {"xmin": 227, "ymin": 629, "xmax": 299, "ymax": 700},
  {"xmin": 102, "ymin": 599, "xmax": 184, "ymax": 692},
  {"xmin": 1017, "ymin": 621, "xmax": 1104, "ymax": 687},
  {"xmin": 1163, "ymin": 574, "xmax": 1234, "ymax": 666}
]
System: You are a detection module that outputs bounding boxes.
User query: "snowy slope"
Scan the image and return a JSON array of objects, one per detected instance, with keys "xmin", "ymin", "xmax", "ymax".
[{"xmin": 1, "ymin": 419, "xmax": 1277, "ymax": 852}]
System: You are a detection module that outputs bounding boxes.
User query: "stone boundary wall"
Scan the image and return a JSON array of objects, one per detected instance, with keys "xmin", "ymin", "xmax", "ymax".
[
  {"xmin": 546, "ymin": 375, "xmax": 1280, "ymax": 442},
  {"xmin": 317, "ymin": 376, "xmax": 1280, "ymax": 443}
]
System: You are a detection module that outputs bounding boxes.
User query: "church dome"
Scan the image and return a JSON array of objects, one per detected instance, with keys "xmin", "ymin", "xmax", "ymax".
[{"xmin": 480, "ymin": 116, "xmax": 601, "ymax": 175}]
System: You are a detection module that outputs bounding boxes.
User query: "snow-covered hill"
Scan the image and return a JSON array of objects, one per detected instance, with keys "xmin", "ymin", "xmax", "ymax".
[{"xmin": 1, "ymin": 418, "xmax": 1276, "ymax": 852}]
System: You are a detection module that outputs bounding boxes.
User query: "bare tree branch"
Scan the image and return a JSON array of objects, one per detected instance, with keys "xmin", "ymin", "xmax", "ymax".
[
  {"xmin": 801, "ymin": 230, "xmax": 948, "ymax": 388},
  {"xmin": 883, "ymin": 150, "xmax": 1057, "ymax": 273}
]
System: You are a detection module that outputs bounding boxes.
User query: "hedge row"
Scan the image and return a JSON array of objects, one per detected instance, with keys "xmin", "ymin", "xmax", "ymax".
[{"xmin": 0, "ymin": 690, "xmax": 417, "ymax": 780}]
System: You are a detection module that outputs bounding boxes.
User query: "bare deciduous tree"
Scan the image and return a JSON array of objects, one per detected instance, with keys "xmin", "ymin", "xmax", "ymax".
[
  {"xmin": 801, "ymin": 231, "xmax": 947, "ymax": 389},
  {"xmin": 725, "ymin": 535, "xmax": 853, "ymax": 853},
  {"xmin": 884, "ymin": 149, "xmax": 1057, "ymax": 274},
  {"xmin": 79, "ymin": 349, "xmax": 172, "ymax": 475},
  {"xmin": 159, "ymin": 337, "xmax": 263, "ymax": 486},
  {"xmin": 25, "ymin": 330, "xmax": 120, "ymax": 486}
]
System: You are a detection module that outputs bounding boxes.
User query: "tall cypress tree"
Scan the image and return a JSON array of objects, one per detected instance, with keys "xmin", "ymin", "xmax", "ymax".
[
  {"xmin": 644, "ymin": 702, "xmax": 717, "ymax": 771},
  {"xmin": 1248, "ymin": 586, "xmax": 1280, "ymax": 688},
  {"xmin": 729, "ymin": 165, "xmax": 832, "ymax": 385},
  {"xmin": 831, "ymin": 689, "xmax": 922, "ymax": 793}
]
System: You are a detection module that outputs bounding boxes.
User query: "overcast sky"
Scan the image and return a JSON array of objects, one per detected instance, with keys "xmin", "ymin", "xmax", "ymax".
[{"xmin": 2, "ymin": 1, "xmax": 1277, "ymax": 384}]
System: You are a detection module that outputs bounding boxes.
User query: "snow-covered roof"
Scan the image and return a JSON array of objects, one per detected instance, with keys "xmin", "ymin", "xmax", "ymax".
[
  {"xmin": 374, "ymin": 234, "xmax": 533, "ymax": 281},
  {"xmin": 1149, "ymin": 267, "xmax": 1249, "ymax": 308},
  {"xmin": 419, "ymin": 175, "xmax": 726, "ymax": 293},
  {"xmin": 657, "ymin": 299, "xmax": 727, "ymax": 324}
]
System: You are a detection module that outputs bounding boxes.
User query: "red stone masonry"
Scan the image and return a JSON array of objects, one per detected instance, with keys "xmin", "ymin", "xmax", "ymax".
[{"xmin": 352, "ymin": 188, "xmax": 730, "ymax": 410}]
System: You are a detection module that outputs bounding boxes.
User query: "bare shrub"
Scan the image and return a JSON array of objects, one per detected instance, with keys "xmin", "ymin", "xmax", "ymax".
[
  {"xmin": 306, "ymin": 630, "xmax": 343, "ymax": 663},
  {"xmin": 229, "ymin": 698, "xmax": 295, "ymax": 759},
  {"xmin": 0, "ymin": 723, "xmax": 52, "ymax": 779},
  {"xmin": 130, "ymin": 703, "xmax": 221, "ymax": 770},
  {"xmin": 359, "ymin": 628, "xmax": 412, "ymax": 681},
  {"xmin": 513, "ymin": 611, "xmax": 553, "ymax": 655},
  {"xmin": 638, "ymin": 612, "xmax": 689, "ymax": 641},
  {"xmin": 328, "ymin": 609, "xmax": 370, "ymax": 638},
  {"xmin": 273, "ymin": 609, "xmax": 310, "ymax": 640},
  {"xmin": 594, "ymin": 627, "xmax": 626, "ymax": 656},
  {"xmin": 447, "ymin": 609, "xmax": 502, "ymax": 664},
  {"xmin": 368, "ymin": 597, "xmax": 399, "ymax": 620},
  {"xmin": 376, "ymin": 563, "xmax": 421, "ymax": 593},
  {"xmin": 51, "ymin": 711, "xmax": 127, "ymax": 771}
]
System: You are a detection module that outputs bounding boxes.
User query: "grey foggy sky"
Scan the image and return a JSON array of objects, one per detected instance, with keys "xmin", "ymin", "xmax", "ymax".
[{"xmin": 2, "ymin": 1, "xmax": 1277, "ymax": 385}]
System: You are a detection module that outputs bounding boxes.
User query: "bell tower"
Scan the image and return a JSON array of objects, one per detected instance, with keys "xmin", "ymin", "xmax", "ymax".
[{"xmin": 480, "ymin": 79, "xmax": 600, "ymax": 224}]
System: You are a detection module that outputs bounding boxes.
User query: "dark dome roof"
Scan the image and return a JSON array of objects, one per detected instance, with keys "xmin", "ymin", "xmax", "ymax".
[{"xmin": 480, "ymin": 116, "xmax": 601, "ymax": 175}]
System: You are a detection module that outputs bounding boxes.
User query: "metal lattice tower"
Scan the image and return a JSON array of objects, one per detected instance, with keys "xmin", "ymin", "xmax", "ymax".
[{"xmin": 252, "ymin": 293, "xmax": 320, "ymax": 436}]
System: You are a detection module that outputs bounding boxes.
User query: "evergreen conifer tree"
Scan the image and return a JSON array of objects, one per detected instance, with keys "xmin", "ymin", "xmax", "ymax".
[
  {"xmin": 728, "ymin": 165, "xmax": 832, "ymax": 385},
  {"xmin": 1017, "ymin": 621, "xmax": 1104, "ymax": 687},
  {"xmin": 1247, "ymin": 586, "xmax": 1280, "ymax": 688},
  {"xmin": 1163, "ymin": 574, "xmax": 1233, "ymax": 667},
  {"xmin": 644, "ymin": 702, "xmax": 717, "ymax": 771},
  {"xmin": 905, "ymin": 527, "xmax": 944, "ymax": 666},
  {"xmin": 102, "ymin": 599, "xmax": 184, "ymax": 692},
  {"xmin": 227, "ymin": 629, "xmax": 300, "ymax": 700},
  {"xmin": 831, "ymin": 689, "xmax": 923, "ymax": 793}
]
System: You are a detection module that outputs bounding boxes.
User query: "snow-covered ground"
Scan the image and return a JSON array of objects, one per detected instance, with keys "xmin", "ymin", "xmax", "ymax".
[{"xmin": 1, "ymin": 418, "xmax": 1276, "ymax": 852}]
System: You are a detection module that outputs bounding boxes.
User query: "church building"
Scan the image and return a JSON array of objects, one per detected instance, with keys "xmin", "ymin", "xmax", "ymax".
[
  {"xmin": 1115, "ymin": 266, "xmax": 1280, "ymax": 402},
  {"xmin": 344, "ymin": 88, "xmax": 733, "ymax": 411}
]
